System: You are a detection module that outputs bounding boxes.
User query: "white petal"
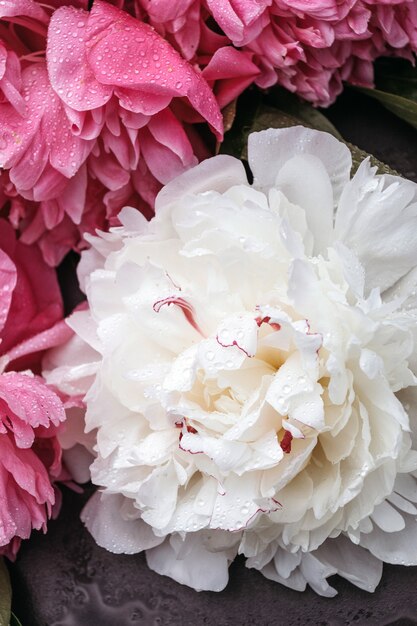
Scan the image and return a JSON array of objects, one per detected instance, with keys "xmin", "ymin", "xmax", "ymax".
[
  {"xmin": 118, "ymin": 206, "xmax": 149, "ymax": 233},
  {"xmin": 210, "ymin": 472, "xmax": 279, "ymax": 531},
  {"xmin": 179, "ymin": 431, "xmax": 250, "ymax": 473},
  {"xmin": 299, "ymin": 553, "xmax": 338, "ymax": 597},
  {"xmin": 62, "ymin": 444, "xmax": 93, "ymax": 484},
  {"xmin": 248, "ymin": 126, "xmax": 351, "ymax": 207},
  {"xmin": 57, "ymin": 406, "xmax": 95, "ymax": 452},
  {"xmin": 66, "ymin": 309, "xmax": 103, "ymax": 353},
  {"xmin": 81, "ymin": 492, "xmax": 163, "ymax": 554},
  {"xmin": 255, "ymin": 561, "xmax": 307, "ymax": 592},
  {"xmin": 275, "ymin": 154, "xmax": 334, "ymax": 254},
  {"xmin": 216, "ymin": 313, "xmax": 259, "ymax": 358},
  {"xmin": 130, "ymin": 430, "xmax": 178, "ymax": 466},
  {"xmin": 394, "ymin": 473, "xmax": 417, "ymax": 503},
  {"xmin": 388, "ymin": 492, "xmax": 417, "ymax": 515},
  {"xmin": 266, "ymin": 352, "xmax": 324, "ymax": 431},
  {"xmin": 335, "ymin": 161, "xmax": 417, "ymax": 292},
  {"xmin": 370, "ymin": 500, "xmax": 405, "ymax": 532},
  {"xmin": 138, "ymin": 462, "xmax": 180, "ymax": 529},
  {"xmin": 273, "ymin": 546, "xmax": 302, "ymax": 579},
  {"xmin": 43, "ymin": 329, "xmax": 100, "ymax": 397},
  {"xmin": 359, "ymin": 348, "xmax": 384, "ymax": 379},
  {"xmin": 360, "ymin": 513, "xmax": 417, "ymax": 565},
  {"xmin": 155, "ymin": 155, "xmax": 248, "ymax": 215},
  {"xmin": 315, "ymin": 535, "xmax": 383, "ymax": 592},
  {"xmin": 332, "ymin": 241, "xmax": 365, "ymax": 298},
  {"xmin": 163, "ymin": 345, "xmax": 198, "ymax": 392},
  {"xmin": 146, "ymin": 534, "xmax": 231, "ymax": 592},
  {"xmin": 197, "ymin": 336, "xmax": 246, "ymax": 375},
  {"xmin": 384, "ymin": 265, "xmax": 417, "ymax": 312}
]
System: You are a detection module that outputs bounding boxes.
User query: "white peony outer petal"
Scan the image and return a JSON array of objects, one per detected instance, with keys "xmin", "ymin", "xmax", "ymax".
[
  {"xmin": 155, "ymin": 154, "xmax": 248, "ymax": 216},
  {"xmin": 335, "ymin": 162, "xmax": 417, "ymax": 293},
  {"xmin": 81, "ymin": 492, "xmax": 164, "ymax": 554},
  {"xmin": 248, "ymin": 126, "xmax": 351, "ymax": 215},
  {"xmin": 314, "ymin": 535, "xmax": 383, "ymax": 592},
  {"xmin": 146, "ymin": 532, "xmax": 235, "ymax": 592},
  {"xmin": 359, "ymin": 512, "xmax": 417, "ymax": 566},
  {"xmin": 249, "ymin": 129, "xmax": 344, "ymax": 255},
  {"xmin": 46, "ymin": 125, "xmax": 417, "ymax": 596}
]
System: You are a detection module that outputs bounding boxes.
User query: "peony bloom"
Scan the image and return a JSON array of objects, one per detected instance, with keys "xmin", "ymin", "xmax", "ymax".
[
  {"xmin": 232, "ymin": 0, "xmax": 417, "ymax": 105},
  {"xmin": 0, "ymin": 218, "xmax": 70, "ymax": 558},
  {"xmin": 0, "ymin": 0, "xmax": 222, "ymax": 266},
  {"xmin": 45, "ymin": 126, "xmax": 417, "ymax": 595},
  {"xmin": 0, "ymin": 214, "xmax": 72, "ymax": 558},
  {"xmin": 119, "ymin": 0, "xmax": 417, "ymax": 106},
  {"xmin": 164, "ymin": 0, "xmax": 416, "ymax": 106}
]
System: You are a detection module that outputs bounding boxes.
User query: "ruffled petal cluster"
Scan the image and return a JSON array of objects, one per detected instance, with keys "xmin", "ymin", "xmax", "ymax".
[
  {"xmin": 0, "ymin": 371, "xmax": 65, "ymax": 559},
  {"xmin": 0, "ymin": 0, "xmax": 222, "ymax": 266},
  {"xmin": 46, "ymin": 126, "xmax": 417, "ymax": 594},
  {"xmin": 0, "ymin": 222, "xmax": 69, "ymax": 558},
  {"xmin": 125, "ymin": 0, "xmax": 417, "ymax": 105}
]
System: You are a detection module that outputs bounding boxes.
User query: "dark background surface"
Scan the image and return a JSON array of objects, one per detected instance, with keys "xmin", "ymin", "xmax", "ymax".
[{"xmin": 8, "ymin": 89, "xmax": 417, "ymax": 626}]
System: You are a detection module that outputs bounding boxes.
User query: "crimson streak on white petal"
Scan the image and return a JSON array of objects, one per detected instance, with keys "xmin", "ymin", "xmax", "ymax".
[{"xmin": 152, "ymin": 296, "xmax": 204, "ymax": 336}]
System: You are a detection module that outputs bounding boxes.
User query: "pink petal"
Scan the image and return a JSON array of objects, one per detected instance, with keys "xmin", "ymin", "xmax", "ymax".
[
  {"xmin": 48, "ymin": 2, "xmax": 222, "ymax": 137},
  {"xmin": 202, "ymin": 47, "xmax": 261, "ymax": 109},
  {"xmin": 0, "ymin": 249, "xmax": 16, "ymax": 335},
  {"xmin": 0, "ymin": 0, "xmax": 48, "ymax": 22},
  {"xmin": 141, "ymin": 0, "xmax": 195, "ymax": 23},
  {"xmin": 2, "ymin": 63, "xmax": 93, "ymax": 196},
  {"xmin": 47, "ymin": 5, "xmax": 113, "ymax": 112},
  {"xmin": 0, "ymin": 47, "xmax": 26, "ymax": 116},
  {"xmin": 0, "ymin": 372, "xmax": 65, "ymax": 447},
  {"xmin": 58, "ymin": 163, "xmax": 88, "ymax": 225},
  {"xmin": 7, "ymin": 319, "xmax": 74, "ymax": 369},
  {"xmin": 139, "ymin": 108, "xmax": 197, "ymax": 184},
  {"xmin": 206, "ymin": 0, "xmax": 270, "ymax": 46}
]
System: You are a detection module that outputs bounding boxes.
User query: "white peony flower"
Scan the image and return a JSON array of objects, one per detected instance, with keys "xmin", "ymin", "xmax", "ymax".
[{"xmin": 44, "ymin": 126, "xmax": 417, "ymax": 596}]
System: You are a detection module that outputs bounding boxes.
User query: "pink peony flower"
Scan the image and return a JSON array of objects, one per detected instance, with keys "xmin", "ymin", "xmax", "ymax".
[
  {"xmin": 0, "ymin": 370, "xmax": 65, "ymax": 560},
  {"xmin": 0, "ymin": 0, "xmax": 223, "ymax": 266},
  {"xmin": 208, "ymin": 0, "xmax": 417, "ymax": 105},
  {"xmin": 0, "ymin": 215, "xmax": 72, "ymax": 559},
  {"xmin": 126, "ymin": 0, "xmax": 417, "ymax": 107},
  {"xmin": 123, "ymin": 0, "xmax": 263, "ymax": 111},
  {"xmin": 118, "ymin": 0, "xmax": 417, "ymax": 106}
]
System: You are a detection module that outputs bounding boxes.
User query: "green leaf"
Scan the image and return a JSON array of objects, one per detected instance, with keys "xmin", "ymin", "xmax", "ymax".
[
  {"xmin": 10, "ymin": 613, "xmax": 22, "ymax": 626},
  {"xmin": 0, "ymin": 558, "xmax": 12, "ymax": 626},
  {"xmin": 221, "ymin": 87, "xmax": 398, "ymax": 177},
  {"xmin": 355, "ymin": 86, "xmax": 417, "ymax": 131},
  {"xmin": 354, "ymin": 58, "xmax": 417, "ymax": 131}
]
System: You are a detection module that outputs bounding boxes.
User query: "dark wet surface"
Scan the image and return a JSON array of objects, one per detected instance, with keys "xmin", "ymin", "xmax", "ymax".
[
  {"xmin": 9, "ymin": 487, "xmax": 417, "ymax": 626},
  {"xmin": 9, "ymin": 89, "xmax": 417, "ymax": 626}
]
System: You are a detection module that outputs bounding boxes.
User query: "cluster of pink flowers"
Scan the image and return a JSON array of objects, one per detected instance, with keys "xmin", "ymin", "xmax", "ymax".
[
  {"xmin": 0, "ymin": 0, "xmax": 416, "ymax": 561},
  {"xmin": 2, "ymin": 0, "xmax": 416, "ymax": 269},
  {"xmin": 0, "ymin": 0, "xmax": 223, "ymax": 268},
  {"xmin": 131, "ymin": 0, "xmax": 417, "ymax": 105},
  {"xmin": 0, "ymin": 220, "xmax": 71, "ymax": 559}
]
